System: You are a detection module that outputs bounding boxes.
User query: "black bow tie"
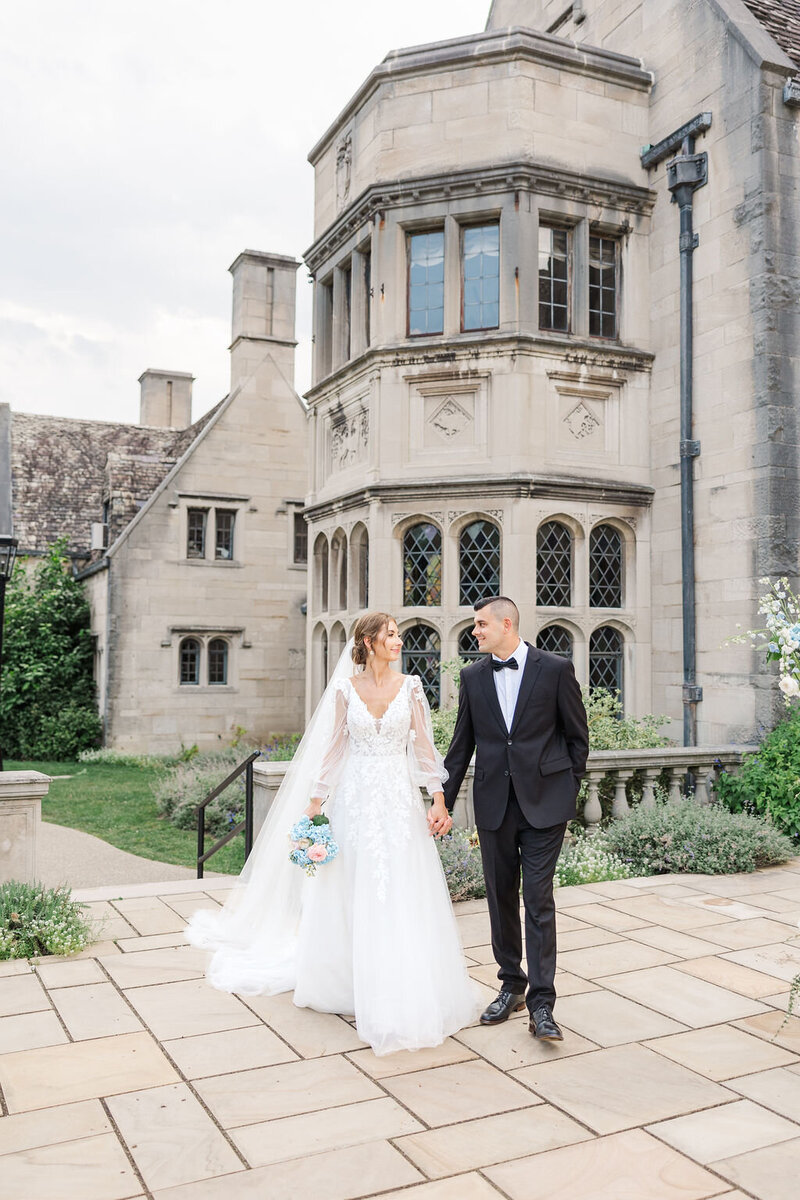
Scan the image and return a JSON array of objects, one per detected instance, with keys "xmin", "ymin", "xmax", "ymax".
[{"xmin": 492, "ymin": 658, "xmax": 519, "ymax": 671}]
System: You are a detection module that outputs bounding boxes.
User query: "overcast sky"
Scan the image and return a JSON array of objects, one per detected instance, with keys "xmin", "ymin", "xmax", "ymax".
[{"xmin": 0, "ymin": 1, "xmax": 493, "ymax": 426}]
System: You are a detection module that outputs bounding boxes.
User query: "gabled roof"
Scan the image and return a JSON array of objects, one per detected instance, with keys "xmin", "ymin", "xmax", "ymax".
[
  {"xmin": 742, "ymin": 1, "xmax": 800, "ymax": 66},
  {"xmin": 10, "ymin": 403, "xmax": 222, "ymax": 558}
]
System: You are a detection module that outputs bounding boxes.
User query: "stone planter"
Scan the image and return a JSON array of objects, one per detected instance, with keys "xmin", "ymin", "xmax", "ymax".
[{"xmin": 0, "ymin": 771, "xmax": 50, "ymax": 884}]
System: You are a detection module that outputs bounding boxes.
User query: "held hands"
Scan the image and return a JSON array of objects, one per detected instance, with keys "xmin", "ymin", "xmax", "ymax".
[{"xmin": 427, "ymin": 792, "xmax": 453, "ymax": 838}]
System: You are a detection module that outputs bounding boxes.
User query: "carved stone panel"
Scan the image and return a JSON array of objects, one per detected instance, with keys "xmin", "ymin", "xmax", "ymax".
[
  {"xmin": 406, "ymin": 371, "xmax": 489, "ymax": 464},
  {"xmin": 546, "ymin": 369, "xmax": 621, "ymax": 466},
  {"xmin": 326, "ymin": 402, "xmax": 369, "ymax": 476}
]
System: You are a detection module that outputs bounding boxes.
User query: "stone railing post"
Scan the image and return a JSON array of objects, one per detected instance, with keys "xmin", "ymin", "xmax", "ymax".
[
  {"xmin": 0, "ymin": 771, "xmax": 50, "ymax": 884},
  {"xmin": 611, "ymin": 769, "xmax": 635, "ymax": 821},
  {"xmin": 252, "ymin": 761, "xmax": 288, "ymax": 837},
  {"xmin": 583, "ymin": 768, "xmax": 603, "ymax": 834},
  {"xmin": 640, "ymin": 768, "xmax": 660, "ymax": 809}
]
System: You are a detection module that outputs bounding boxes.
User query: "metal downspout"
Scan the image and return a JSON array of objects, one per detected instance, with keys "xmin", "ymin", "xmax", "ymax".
[{"xmin": 641, "ymin": 114, "xmax": 710, "ymax": 747}]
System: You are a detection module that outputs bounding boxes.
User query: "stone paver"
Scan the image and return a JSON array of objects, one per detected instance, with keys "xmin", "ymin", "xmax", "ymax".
[{"xmin": 0, "ymin": 863, "xmax": 798, "ymax": 1198}]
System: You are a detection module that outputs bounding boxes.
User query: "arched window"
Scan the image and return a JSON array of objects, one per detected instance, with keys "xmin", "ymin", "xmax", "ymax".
[
  {"xmin": 350, "ymin": 523, "xmax": 369, "ymax": 610},
  {"xmin": 537, "ymin": 522, "xmax": 572, "ymax": 606},
  {"xmin": 589, "ymin": 626, "xmax": 623, "ymax": 698},
  {"xmin": 330, "ymin": 622, "xmax": 346, "ymax": 673},
  {"xmin": 403, "ymin": 523, "xmax": 442, "ymax": 606},
  {"xmin": 208, "ymin": 638, "xmax": 229, "ymax": 685},
  {"xmin": 179, "ymin": 637, "xmax": 200, "ymax": 685},
  {"xmin": 536, "ymin": 625, "xmax": 573, "ymax": 661},
  {"xmin": 331, "ymin": 530, "xmax": 347, "ymax": 611},
  {"xmin": 590, "ymin": 524, "xmax": 622, "ymax": 608},
  {"xmin": 314, "ymin": 534, "xmax": 329, "ymax": 612},
  {"xmin": 320, "ymin": 627, "xmax": 329, "ymax": 688},
  {"xmin": 459, "ymin": 520, "xmax": 500, "ymax": 606},
  {"xmin": 458, "ymin": 626, "xmax": 482, "ymax": 663},
  {"xmin": 402, "ymin": 624, "xmax": 441, "ymax": 707}
]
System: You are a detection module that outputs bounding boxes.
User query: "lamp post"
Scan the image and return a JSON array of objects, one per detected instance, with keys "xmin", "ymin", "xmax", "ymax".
[{"xmin": 0, "ymin": 535, "xmax": 19, "ymax": 771}]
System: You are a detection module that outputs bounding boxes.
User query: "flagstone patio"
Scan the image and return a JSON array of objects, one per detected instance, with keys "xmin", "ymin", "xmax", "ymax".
[{"xmin": 1, "ymin": 863, "xmax": 800, "ymax": 1200}]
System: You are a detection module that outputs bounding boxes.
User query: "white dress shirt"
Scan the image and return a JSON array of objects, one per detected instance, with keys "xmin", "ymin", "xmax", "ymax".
[{"xmin": 491, "ymin": 639, "xmax": 527, "ymax": 730}]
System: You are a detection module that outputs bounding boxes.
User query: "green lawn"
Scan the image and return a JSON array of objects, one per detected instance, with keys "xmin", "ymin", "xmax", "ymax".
[{"xmin": 8, "ymin": 760, "xmax": 244, "ymax": 875}]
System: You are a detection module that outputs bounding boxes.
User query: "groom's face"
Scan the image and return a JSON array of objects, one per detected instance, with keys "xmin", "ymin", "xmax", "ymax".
[{"xmin": 472, "ymin": 606, "xmax": 507, "ymax": 656}]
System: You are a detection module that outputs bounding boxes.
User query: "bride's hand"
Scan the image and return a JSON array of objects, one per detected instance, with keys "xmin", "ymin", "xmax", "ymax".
[
  {"xmin": 304, "ymin": 797, "xmax": 323, "ymax": 819},
  {"xmin": 427, "ymin": 795, "xmax": 453, "ymax": 838}
]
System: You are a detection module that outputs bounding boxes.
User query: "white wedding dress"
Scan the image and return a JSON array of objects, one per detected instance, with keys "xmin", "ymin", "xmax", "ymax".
[{"xmin": 187, "ymin": 670, "xmax": 480, "ymax": 1056}]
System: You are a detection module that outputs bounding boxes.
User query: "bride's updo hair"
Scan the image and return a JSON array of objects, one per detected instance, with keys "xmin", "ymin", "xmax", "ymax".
[{"xmin": 352, "ymin": 611, "xmax": 395, "ymax": 667}]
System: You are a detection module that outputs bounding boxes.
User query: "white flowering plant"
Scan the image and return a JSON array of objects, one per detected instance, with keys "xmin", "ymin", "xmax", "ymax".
[
  {"xmin": 737, "ymin": 577, "xmax": 800, "ymax": 702},
  {"xmin": 0, "ymin": 881, "xmax": 93, "ymax": 960}
]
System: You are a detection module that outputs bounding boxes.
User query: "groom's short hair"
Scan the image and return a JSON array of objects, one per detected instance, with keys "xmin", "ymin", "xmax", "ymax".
[{"xmin": 474, "ymin": 595, "xmax": 520, "ymax": 630}]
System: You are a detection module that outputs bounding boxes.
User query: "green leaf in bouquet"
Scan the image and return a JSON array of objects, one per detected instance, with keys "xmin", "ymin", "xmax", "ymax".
[{"xmin": 311, "ymin": 814, "xmax": 330, "ymax": 826}]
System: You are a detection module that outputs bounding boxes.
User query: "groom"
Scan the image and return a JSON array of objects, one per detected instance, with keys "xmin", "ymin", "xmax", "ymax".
[{"xmin": 443, "ymin": 596, "xmax": 589, "ymax": 1040}]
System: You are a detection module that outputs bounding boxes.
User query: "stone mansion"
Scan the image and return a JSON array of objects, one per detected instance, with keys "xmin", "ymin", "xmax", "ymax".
[{"xmin": 6, "ymin": 0, "xmax": 800, "ymax": 750}]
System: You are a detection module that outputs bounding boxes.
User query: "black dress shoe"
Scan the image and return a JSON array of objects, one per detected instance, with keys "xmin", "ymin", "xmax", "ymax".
[
  {"xmin": 529, "ymin": 1005, "xmax": 563, "ymax": 1041},
  {"xmin": 480, "ymin": 988, "xmax": 526, "ymax": 1025}
]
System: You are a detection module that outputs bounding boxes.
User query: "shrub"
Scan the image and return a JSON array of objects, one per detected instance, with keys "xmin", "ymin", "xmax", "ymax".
[
  {"xmin": 714, "ymin": 706, "xmax": 800, "ymax": 841},
  {"xmin": 601, "ymin": 794, "xmax": 796, "ymax": 875},
  {"xmin": 78, "ymin": 748, "xmax": 172, "ymax": 768},
  {"xmin": 555, "ymin": 833, "xmax": 632, "ymax": 886},
  {"xmin": 0, "ymin": 540, "xmax": 102, "ymax": 760},
  {"xmin": 583, "ymin": 687, "xmax": 671, "ymax": 751},
  {"xmin": 153, "ymin": 748, "xmax": 248, "ymax": 836},
  {"xmin": 153, "ymin": 737, "xmax": 300, "ymax": 837},
  {"xmin": 0, "ymin": 882, "xmax": 93, "ymax": 959},
  {"xmin": 436, "ymin": 827, "xmax": 486, "ymax": 901}
]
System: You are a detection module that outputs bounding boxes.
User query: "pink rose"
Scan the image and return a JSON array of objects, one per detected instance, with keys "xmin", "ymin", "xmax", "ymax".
[{"xmin": 307, "ymin": 844, "xmax": 328, "ymax": 863}]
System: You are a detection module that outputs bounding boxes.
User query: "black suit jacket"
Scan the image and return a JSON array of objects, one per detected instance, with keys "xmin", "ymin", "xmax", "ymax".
[{"xmin": 443, "ymin": 644, "xmax": 589, "ymax": 830}]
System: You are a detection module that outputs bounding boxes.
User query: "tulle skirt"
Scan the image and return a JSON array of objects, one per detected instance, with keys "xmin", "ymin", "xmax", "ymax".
[{"xmin": 293, "ymin": 752, "xmax": 481, "ymax": 1054}]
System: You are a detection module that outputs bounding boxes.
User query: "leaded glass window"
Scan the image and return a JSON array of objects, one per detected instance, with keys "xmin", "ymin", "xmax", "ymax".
[
  {"xmin": 589, "ymin": 235, "xmax": 618, "ymax": 339},
  {"xmin": 179, "ymin": 637, "xmax": 200, "ymax": 685},
  {"xmin": 320, "ymin": 627, "xmax": 328, "ymax": 688},
  {"xmin": 403, "ymin": 523, "xmax": 442, "ymax": 606},
  {"xmin": 293, "ymin": 511, "xmax": 308, "ymax": 564},
  {"xmin": 537, "ymin": 522, "xmax": 572, "ymax": 606},
  {"xmin": 402, "ymin": 624, "xmax": 441, "ymax": 707},
  {"xmin": 315, "ymin": 535, "xmax": 329, "ymax": 612},
  {"xmin": 187, "ymin": 509, "xmax": 207, "ymax": 559},
  {"xmin": 408, "ymin": 231, "xmax": 444, "ymax": 336},
  {"xmin": 458, "ymin": 627, "xmax": 483, "ymax": 663},
  {"xmin": 590, "ymin": 524, "xmax": 622, "ymax": 608},
  {"xmin": 208, "ymin": 638, "xmax": 228, "ymax": 685},
  {"xmin": 590, "ymin": 626, "xmax": 623, "ymax": 698},
  {"xmin": 459, "ymin": 521, "xmax": 500, "ymax": 606},
  {"xmin": 536, "ymin": 625, "xmax": 573, "ymax": 660},
  {"xmin": 215, "ymin": 510, "xmax": 235, "ymax": 560},
  {"xmin": 462, "ymin": 224, "xmax": 500, "ymax": 331},
  {"xmin": 539, "ymin": 226, "xmax": 569, "ymax": 332}
]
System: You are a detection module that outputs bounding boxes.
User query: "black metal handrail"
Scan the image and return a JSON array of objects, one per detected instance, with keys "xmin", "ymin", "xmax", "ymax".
[{"xmin": 196, "ymin": 750, "xmax": 260, "ymax": 878}]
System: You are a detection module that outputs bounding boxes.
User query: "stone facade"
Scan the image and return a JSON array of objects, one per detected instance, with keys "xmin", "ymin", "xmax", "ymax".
[
  {"xmin": 9, "ymin": 252, "xmax": 309, "ymax": 753},
  {"xmin": 302, "ymin": 0, "xmax": 800, "ymax": 742}
]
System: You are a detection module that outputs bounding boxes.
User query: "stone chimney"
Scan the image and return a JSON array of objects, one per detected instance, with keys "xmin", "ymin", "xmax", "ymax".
[
  {"xmin": 138, "ymin": 370, "xmax": 194, "ymax": 429},
  {"xmin": 229, "ymin": 251, "xmax": 299, "ymax": 392}
]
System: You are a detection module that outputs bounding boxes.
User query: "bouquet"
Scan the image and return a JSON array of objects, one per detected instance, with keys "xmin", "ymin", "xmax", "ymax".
[{"xmin": 289, "ymin": 813, "xmax": 340, "ymax": 876}]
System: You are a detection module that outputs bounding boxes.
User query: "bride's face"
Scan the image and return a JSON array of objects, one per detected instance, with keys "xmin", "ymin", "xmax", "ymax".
[{"xmin": 371, "ymin": 620, "xmax": 402, "ymax": 664}]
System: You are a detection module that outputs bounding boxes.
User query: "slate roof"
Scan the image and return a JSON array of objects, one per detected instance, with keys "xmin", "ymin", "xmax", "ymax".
[
  {"xmin": 10, "ymin": 403, "xmax": 222, "ymax": 559},
  {"xmin": 743, "ymin": 0, "xmax": 800, "ymax": 66}
]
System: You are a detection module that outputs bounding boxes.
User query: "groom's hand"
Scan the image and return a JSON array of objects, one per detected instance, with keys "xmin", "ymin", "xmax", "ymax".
[{"xmin": 428, "ymin": 794, "xmax": 453, "ymax": 838}]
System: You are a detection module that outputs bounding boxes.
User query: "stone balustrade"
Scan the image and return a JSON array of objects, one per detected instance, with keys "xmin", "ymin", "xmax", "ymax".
[
  {"xmin": 253, "ymin": 745, "xmax": 757, "ymax": 837},
  {"xmin": 0, "ymin": 771, "xmax": 50, "ymax": 884}
]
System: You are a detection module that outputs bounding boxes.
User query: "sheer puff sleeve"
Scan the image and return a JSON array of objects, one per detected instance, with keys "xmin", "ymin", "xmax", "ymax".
[
  {"xmin": 407, "ymin": 675, "xmax": 448, "ymax": 795},
  {"xmin": 309, "ymin": 680, "xmax": 350, "ymax": 800}
]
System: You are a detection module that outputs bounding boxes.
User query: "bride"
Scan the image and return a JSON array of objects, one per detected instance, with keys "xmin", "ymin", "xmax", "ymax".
[{"xmin": 187, "ymin": 611, "xmax": 480, "ymax": 1055}]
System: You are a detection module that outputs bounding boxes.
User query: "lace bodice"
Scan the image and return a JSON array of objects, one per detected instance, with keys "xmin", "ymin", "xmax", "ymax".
[{"xmin": 310, "ymin": 674, "xmax": 446, "ymax": 799}]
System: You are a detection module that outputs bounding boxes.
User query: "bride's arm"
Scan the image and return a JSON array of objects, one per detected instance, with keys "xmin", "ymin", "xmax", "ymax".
[
  {"xmin": 306, "ymin": 684, "xmax": 350, "ymax": 816},
  {"xmin": 408, "ymin": 676, "xmax": 452, "ymax": 836}
]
